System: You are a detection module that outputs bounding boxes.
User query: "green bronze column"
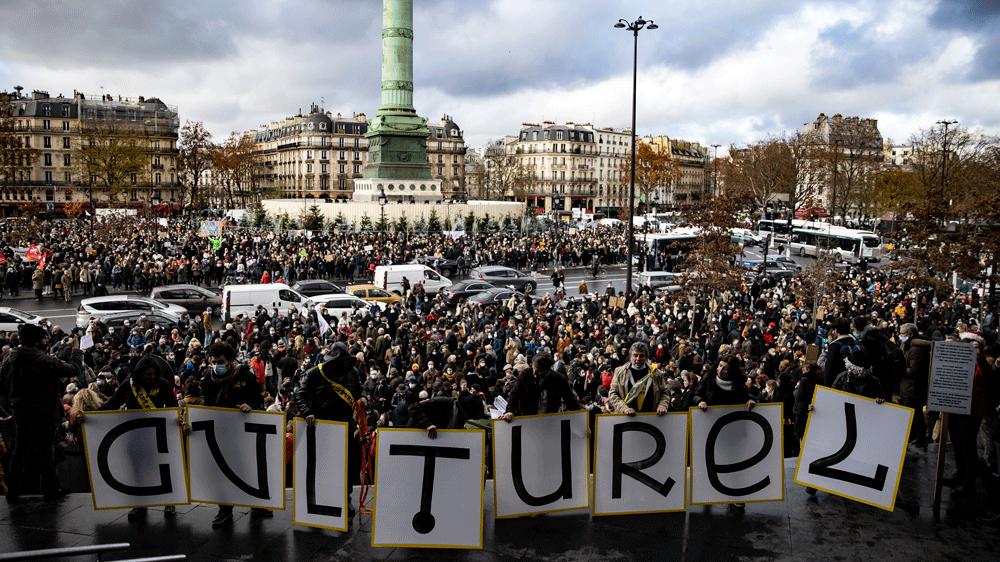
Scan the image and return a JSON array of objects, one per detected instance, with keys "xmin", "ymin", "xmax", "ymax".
[{"xmin": 364, "ymin": 0, "xmax": 432, "ymax": 180}]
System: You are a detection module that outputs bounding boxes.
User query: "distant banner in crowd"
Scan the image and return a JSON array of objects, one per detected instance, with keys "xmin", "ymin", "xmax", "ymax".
[
  {"xmin": 82, "ymin": 394, "xmax": 914, "ymax": 549},
  {"xmin": 197, "ymin": 220, "xmax": 225, "ymax": 238},
  {"xmin": 795, "ymin": 387, "xmax": 914, "ymax": 511}
]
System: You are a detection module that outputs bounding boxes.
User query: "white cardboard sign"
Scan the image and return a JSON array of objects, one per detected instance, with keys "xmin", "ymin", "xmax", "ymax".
[
  {"xmin": 292, "ymin": 419, "xmax": 349, "ymax": 531},
  {"xmin": 794, "ymin": 386, "xmax": 913, "ymax": 511},
  {"xmin": 81, "ymin": 409, "xmax": 189, "ymax": 509},
  {"xmin": 928, "ymin": 341, "xmax": 977, "ymax": 415},
  {"xmin": 492, "ymin": 410, "xmax": 590, "ymax": 518},
  {"xmin": 593, "ymin": 413, "xmax": 688, "ymax": 515},
  {"xmin": 186, "ymin": 405, "xmax": 286, "ymax": 509},
  {"xmin": 372, "ymin": 429, "xmax": 485, "ymax": 549},
  {"xmin": 689, "ymin": 403, "xmax": 784, "ymax": 505}
]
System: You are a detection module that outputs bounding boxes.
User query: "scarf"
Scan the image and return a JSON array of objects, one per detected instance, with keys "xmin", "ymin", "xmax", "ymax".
[{"xmin": 715, "ymin": 375, "xmax": 734, "ymax": 392}]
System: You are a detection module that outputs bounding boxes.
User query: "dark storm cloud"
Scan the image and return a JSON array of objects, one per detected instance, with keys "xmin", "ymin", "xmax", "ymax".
[
  {"xmin": 929, "ymin": 0, "xmax": 1000, "ymax": 79},
  {"xmin": 0, "ymin": 1, "xmax": 240, "ymax": 66},
  {"xmin": 412, "ymin": 0, "xmax": 802, "ymax": 97}
]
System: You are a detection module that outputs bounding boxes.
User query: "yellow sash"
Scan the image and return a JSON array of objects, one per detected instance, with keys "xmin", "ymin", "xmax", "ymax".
[
  {"xmin": 131, "ymin": 381, "xmax": 157, "ymax": 410},
  {"xmin": 318, "ymin": 362, "xmax": 355, "ymax": 409}
]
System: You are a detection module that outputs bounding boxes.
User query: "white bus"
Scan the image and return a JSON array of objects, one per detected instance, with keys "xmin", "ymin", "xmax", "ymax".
[{"xmin": 788, "ymin": 226, "xmax": 882, "ymax": 263}]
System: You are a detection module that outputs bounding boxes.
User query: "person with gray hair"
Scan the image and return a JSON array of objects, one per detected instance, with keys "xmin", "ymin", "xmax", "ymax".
[
  {"xmin": 898, "ymin": 322, "xmax": 931, "ymax": 449},
  {"xmin": 608, "ymin": 342, "xmax": 670, "ymax": 416}
]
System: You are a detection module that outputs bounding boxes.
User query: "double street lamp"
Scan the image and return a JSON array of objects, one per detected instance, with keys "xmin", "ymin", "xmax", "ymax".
[{"xmin": 615, "ymin": 16, "xmax": 658, "ymax": 303}]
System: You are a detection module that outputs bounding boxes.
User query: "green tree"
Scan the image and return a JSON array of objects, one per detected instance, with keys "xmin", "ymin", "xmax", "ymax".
[
  {"xmin": 300, "ymin": 203, "xmax": 324, "ymax": 231},
  {"xmin": 464, "ymin": 212, "xmax": 475, "ymax": 233},
  {"xmin": 395, "ymin": 215, "xmax": 409, "ymax": 232},
  {"xmin": 360, "ymin": 214, "xmax": 373, "ymax": 232},
  {"xmin": 427, "ymin": 209, "xmax": 442, "ymax": 232},
  {"xmin": 476, "ymin": 213, "xmax": 490, "ymax": 233},
  {"xmin": 414, "ymin": 216, "xmax": 428, "ymax": 233}
]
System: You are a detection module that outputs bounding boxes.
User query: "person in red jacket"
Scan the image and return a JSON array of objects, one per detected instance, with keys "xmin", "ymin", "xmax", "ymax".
[{"xmin": 260, "ymin": 270, "xmax": 271, "ymax": 284}]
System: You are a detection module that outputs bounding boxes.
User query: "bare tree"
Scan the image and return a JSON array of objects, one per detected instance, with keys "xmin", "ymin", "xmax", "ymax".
[
  {"xmin": 482, "ymin": 139, "xmax": 529, "ymax": 200},
  {"xmin": 210, "ymin": 133, "xmax": 261, "ymax": 208},
  {"xmin": 720, "ymin": 139, "xmax": 786, "ymax": 218},
  {"xmin": 178, "ymin": 120, "xmax": 213, "ymax": 207},
  {"xmin": 74, "ymin": 119, "xmax": 147, "ymax": 206},
  {"xmin": 676, "ymin": 192, "xmax": 746, "ymax": 297},
  {"xmin": 620, "ymin": 141, "xmax": 680, "ymax": 211}
]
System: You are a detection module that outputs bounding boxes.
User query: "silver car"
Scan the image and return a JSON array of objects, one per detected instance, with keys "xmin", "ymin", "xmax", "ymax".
[{"xmin": 76, "ymin": 295, "xmax": 186, "ymax": 329}]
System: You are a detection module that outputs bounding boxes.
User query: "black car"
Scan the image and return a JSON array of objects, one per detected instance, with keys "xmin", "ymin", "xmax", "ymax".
[
  {"xmin": 292, "ymin": 279, "xmax": 346, "ymax": 297},
  {"xmin": 467, "ymin": 287, "xmax": 520, "ymax": 307},
  {"xmin": 412, "ymin": 255, "xmax": 459, "ymax": 278},
  {"xmin": 469, "ymin": 266, "xmax": 537, "ymax": 293},
  {"xmin": 443, "ymin": 280, "xmax": 496, "ymax": 303}
]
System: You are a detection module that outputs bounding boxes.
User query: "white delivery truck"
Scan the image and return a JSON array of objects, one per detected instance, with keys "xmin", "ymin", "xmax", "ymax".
[
  {"xmin": 373, "ymin": 264, "xmax": 452, "ymax": 296},
  {"xmin": 221, "ymin": 283, "xmax": 310, "ymax": 321}
]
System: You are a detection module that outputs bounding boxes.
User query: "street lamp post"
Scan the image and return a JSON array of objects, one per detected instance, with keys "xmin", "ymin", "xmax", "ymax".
[
  {"xmin": 711, "ymin": 143, "xmax": 721, "ymax": 198},
  {"xmin": 378, "ymin": 188, "xmax": 388, "ymax": 245},
  {"xmin": 615, "ymin": 15, "xmax": 658, "ymax": 304},
  {"xmin": 937, "ymin": 119, "xmax": 957, "ymax": 208}
]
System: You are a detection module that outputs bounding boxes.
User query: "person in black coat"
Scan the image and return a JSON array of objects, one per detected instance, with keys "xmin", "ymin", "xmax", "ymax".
[
  {"xmin": 293, "ymin": 341, "xmax": 362, "ymax": 527},
  {"xmin": 1, "ymin": 324, "xmax": 83, "ymax": 502},
  {"xmin": 408, "ymin": 391, "xmax": 486, "ymax": 438},
  {"xmin": 199, "ymin": 342, "xmax": 266, "ymax": 528},
  {"xmin": 500, "ymin": 351, "xmax": 580, "ymax": 421},
  {"xmin": 692, "ymin": 356, "xmax": 756, "ymax": 510},
  {"xmin": 822, "ymin": 317, "xmax": 856, "ymax": 387},
  {"xmin": 91, "ymin": 354, "xmax": 177, "ymax": 520}
]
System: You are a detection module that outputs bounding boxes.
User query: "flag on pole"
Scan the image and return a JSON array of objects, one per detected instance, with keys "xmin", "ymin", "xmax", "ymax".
[
  {"xmin": 25, "ymin": 244, "xmax": 41, "ymax": 262},
  {"xmin": 317, "ymin": 310, "xmax": 331, "ymax": 336}
]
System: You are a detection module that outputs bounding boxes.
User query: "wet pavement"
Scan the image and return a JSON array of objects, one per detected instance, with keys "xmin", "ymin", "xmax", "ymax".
[{"xmin": 2, "ymin": 445, "xmax": 998, "ymax": 561}]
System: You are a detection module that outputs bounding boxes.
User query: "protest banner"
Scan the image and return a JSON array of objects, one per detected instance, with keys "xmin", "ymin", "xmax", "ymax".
[
  {"xmin": 372, "ymin": 428, "xmax": 485, "ymax": 549},
  {"xmin": 927, "ymin": 341, "xmax": 977, "ymax": 415},
  {"xmin": 689, "ymin": 403, "xmax": 784, "ymax": 505},
  {"xmin": 292, "ymin": 419, "xmax": 349, "ymax": 531},
  {"xmin": 492, "ymin": 410, "xmax": 590, "ymax": 518},
  {"xmin": 593, "ymin": 412, "xmax": 688, "ymax": 516},
  {"xmin": 186, "ymin": 405, "xmax": 286, "ymax": 510},
  {"xmin": 81, "ymin": 409, "xmax": 189, "ymax": 510},
  {"xmin": 794, "ymin": 386, "xmax": 913, "ymax": 512},
  {"xmin": 197, "ymin": 220, "xmax": 224, "ymax": 238}
]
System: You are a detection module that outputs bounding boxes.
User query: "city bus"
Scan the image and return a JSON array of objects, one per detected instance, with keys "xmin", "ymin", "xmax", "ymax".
[
  {"xmin": 787, "ymin": 226, "xmax": 882, "ymax": 263},
  {"xmin": 639, "ymin": 229, "xmax": 700, "ymax": 271},
  {"xmin": 755, "ymin": 219, "xmax": 794, "ymax": 243}
]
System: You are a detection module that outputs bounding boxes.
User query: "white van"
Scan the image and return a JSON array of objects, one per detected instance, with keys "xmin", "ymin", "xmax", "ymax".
[
  {"xmin": 373, "ymin": 264, "xmax": 452, "ymax": 296},
  {"xmin": 221, "ymin": 283, "xmax": 309, "ymax": 321}
]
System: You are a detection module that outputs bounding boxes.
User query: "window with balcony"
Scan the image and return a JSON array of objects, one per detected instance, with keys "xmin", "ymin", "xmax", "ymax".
[
  {"xmin": 43, "ymin": 154, "xmax": 52, "ymax": 166},
  {"xmin": 155, "ymin": 173, "xmax": 162, "ymax": 185}
]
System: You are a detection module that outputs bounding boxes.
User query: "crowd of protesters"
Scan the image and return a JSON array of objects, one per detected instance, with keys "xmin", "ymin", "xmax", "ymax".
[{"xmin": 0, "ymin": 214, "xmax": 998, "ymax": 526}]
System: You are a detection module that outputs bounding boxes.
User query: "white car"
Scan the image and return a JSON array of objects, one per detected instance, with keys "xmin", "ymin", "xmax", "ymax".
[
  {"xmin": 0, "ymin": 307, "xmax": 47, "ymax": 332},
  {"xmin": 76, "ymin": 295, "xmax": 186, "ymax": 329},
  {"xmin": 309, "ymin": 293, "xmax": 385, "ymax": 320}
]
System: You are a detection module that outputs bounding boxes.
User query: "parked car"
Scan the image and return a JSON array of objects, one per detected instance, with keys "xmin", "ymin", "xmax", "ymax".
[
  {"xmin": 731, "ymin": 228, "xmax": 765, "ymax": 247},
  {"xmin": 292, "ymin": 279, "xmax": 346, "ymax": 297},
  {"xmin": 0, "ymin": 307, "xmax": 46, "ymax": 333},
  {"xmin": 443, "ymin": 280, "xmax": 496, "ymax": 303},
  {"xmin": 467, "ymin": 287, "xmax": 521, "ymax": 307},
  {"xmin": 310, "ymin": 293, "xmax": 385, "ymax": 320},
  {"xmin": 150, "ymin": 284, "xmax": 222, "ymax": 315},
  {"xmin": 221, "ymin": 283, "xmax": 309, "ymax": 321},
  {"xmin": 76, "ymin": 295, "xmax": 187, "ymax": 329},
  {"xmin": 373, "ymin": 264, "xmax": 452, "ymax": 295},
  {"xmin": 346, "ymin": 284, "xmax": 403, "ymax": 304},
  {"xmin": 411, "ymin": 255, "xmax": 459, "ymax": 278},
  {"xmin": 97, "ymin": 310, "xmax": 181, "ymax": 331},
  {"xmin": 469, "ymin": 266, "xmax": 537, "ymax": 292}
]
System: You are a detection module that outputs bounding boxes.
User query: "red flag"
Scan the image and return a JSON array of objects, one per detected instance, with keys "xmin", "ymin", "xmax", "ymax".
[
  {"xmin": 25, "ymin": 244, "xmax": 41, "ymax": 262},
  {"xmin": 38, "ymin": 252, "xmax": 47, "ymax": 270}
]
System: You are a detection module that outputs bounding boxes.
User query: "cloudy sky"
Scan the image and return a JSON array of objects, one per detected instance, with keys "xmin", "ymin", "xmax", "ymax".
[{"xmin": 2, "ymin": 0, "xmax": 998, "ymax": 150}]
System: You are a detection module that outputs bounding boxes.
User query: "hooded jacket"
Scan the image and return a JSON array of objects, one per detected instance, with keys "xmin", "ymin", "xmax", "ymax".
[
  {"xmin": 101, "ymin": 354, "xmax": 176, "ymax": 410},
  {"xmin": 900, "ymin": 336, "xmax": 931, "ymax": 402}
]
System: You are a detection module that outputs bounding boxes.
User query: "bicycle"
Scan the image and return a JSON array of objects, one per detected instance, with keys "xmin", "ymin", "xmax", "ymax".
[{"xmin": 590, "ymin": 265, "xmax": 607, "ymax": 279}]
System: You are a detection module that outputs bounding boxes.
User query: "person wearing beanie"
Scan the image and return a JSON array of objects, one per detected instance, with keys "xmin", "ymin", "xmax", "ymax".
[
  {"xmin": 1, "ymin": 323, "xmax": 83, "ymax": 502},
  {"xmin": 82, "ymin": 354, "xmax": 177, "ymax": 520},
  {"xmin": 293, "ymin": 340, "xmax": 363, "ymax": 529},
  {"xmin": 831, "ymin": 348, "xmax": 886, "ymax": 401}
]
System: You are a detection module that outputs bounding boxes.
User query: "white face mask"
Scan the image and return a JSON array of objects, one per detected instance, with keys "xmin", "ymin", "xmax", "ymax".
[{"xmin": 899, "ymin": 335, "xmax": 909, "ymax": 343}]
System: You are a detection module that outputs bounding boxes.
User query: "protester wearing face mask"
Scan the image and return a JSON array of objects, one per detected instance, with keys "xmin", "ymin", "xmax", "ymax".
[
  {"xmin": 898, "ymin": 323, "xmax": 931, "ymax": 449},
  {"xmin": 198, "ymin": 342, "xmax": 266, "ymax": 527}
]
